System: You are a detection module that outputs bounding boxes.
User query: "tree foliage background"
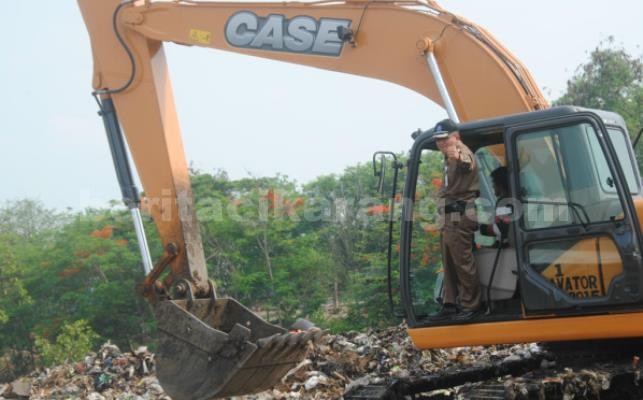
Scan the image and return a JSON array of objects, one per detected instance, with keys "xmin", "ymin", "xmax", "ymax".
[
  {"xmin": 0, "ymin": 40, "xmax": 641, "ymax": 380},
  {"xmin": 554, "ymin": 37, "xmax": 643, "ymax": 169}
]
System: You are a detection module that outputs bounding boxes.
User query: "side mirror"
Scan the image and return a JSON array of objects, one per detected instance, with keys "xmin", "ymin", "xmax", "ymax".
[
  {"xmin": 372, "ymin": 152, "xmax": 386, "ymax": 194},
  {"xmin": 372, "ymin": 151, "xmax": 403, "ymax": 195}
]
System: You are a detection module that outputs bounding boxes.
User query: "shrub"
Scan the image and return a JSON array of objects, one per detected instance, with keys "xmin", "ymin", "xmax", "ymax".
[{"xmin": 35, "ymin": 320, "xmax": 99, "ymax": 366}]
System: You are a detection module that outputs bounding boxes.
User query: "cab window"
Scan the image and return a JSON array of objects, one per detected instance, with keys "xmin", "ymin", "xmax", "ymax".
[
  {"xmin": 516, "ymin": 122, "xmax": 624, "ymax": 230},
  {"xmin": 607, "ymin": 128, "xmax": 639, "ymax": 194}
]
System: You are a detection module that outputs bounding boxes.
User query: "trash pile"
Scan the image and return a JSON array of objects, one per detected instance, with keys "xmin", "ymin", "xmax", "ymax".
[
  {"xmin": 0, "ymin": 343, "xmax": 161, "ymax": 400},
  {"xmin": 1, "ymin": 325, "xmax": 641, "ymax": 399}
]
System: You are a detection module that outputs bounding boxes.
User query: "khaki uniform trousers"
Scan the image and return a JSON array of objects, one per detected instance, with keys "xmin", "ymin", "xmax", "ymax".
[{"xmin": 441, "ymin": 213, "xmax": 481, "ymax": 310}]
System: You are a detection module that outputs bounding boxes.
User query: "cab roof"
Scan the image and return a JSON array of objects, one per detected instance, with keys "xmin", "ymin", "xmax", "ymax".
[{"xmin": 419, "ymin": 106, "xmax": 627, "ymax": 152}]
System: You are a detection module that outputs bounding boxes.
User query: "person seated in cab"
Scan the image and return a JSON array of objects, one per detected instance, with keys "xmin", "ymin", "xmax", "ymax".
[
  {"xmin": 429, "ymin": 118, "xmax": 482, "ymax": 322},
  {"xmin": 479, "ymin": 166, "xmax": 512, "ymax": 247}
]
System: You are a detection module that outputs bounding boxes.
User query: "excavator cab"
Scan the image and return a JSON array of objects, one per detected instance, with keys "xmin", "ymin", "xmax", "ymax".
[{"xmin": 400, "ymin": 107, "xmax": 643, "ymax": 348}]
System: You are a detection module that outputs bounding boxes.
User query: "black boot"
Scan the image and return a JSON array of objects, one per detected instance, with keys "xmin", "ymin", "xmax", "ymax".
[
  {"xmin": 429, "ymin": 303, "xmax": 458, "ymax": 321},
  {"xmin": 454, "ymin": 306, "xmax": 482, "ymax": 321}
]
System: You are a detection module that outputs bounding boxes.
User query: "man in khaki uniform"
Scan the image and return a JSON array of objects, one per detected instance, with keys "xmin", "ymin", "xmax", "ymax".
[{"xmin": 430, "ymin": 119, "xmax": 482, "ymax": 321}]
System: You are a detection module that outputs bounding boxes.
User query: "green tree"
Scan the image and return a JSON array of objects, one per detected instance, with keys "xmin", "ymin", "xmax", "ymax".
[
  {"xmin": 34, "ymin": 320, "xmax": 98, "ymax": 366},
  {"xmin": 555, "ymin": 38, "xmax": 643, "ymax": 167},
  {"xmin": 305, "ymin": 157, "xmax": 405, "ymax": 330},
  {"xmin": 0, "ymin": 234, "xmax": 34, "ymax": 352},
  {"xmin": 22, "ymin": 207, "xmax": 158, "ymax": 351},
  {"xmin": 0, "ymin": 199, "xmax": 68, "ymax": 241},
  {"xmin": 193, "ymin": 171, "xmax": 331, "ymax": 325},
  {"xmin": 191, "ymin": 170, "xmax": 245, "ymax": 294}
]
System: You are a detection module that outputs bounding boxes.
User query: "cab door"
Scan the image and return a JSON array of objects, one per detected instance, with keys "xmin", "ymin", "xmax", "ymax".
[{"xmin": 506, "ymin": 114, "xmax": 643, "ymax": 314}]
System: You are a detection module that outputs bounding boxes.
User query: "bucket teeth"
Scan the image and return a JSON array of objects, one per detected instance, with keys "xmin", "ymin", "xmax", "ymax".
[
  {"xmin": 302, "ymin": 328, "xmax": 323, "ymax": 343},
  {"xmin": 257, "ymin": 333, "xmax": 282, "ymax": 348}
]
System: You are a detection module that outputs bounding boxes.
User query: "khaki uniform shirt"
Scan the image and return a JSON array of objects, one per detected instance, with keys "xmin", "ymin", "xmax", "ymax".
[{"xmin": 437, "ymin": 142, "xmax": 479, "ymax": 203}]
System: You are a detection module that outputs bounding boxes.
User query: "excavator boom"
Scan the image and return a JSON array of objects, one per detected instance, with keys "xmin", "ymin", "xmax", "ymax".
[
  {"xmin": 77, "ymin": 0, "xmax": 548, "ymax": 303},
  {"xmin": 77, "ymin": 0, "xmax": 548, "ymax": 398}
]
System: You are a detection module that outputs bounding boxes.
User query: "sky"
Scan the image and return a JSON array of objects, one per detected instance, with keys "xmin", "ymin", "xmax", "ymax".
[{"xmin": 1, "ymin": 1, "xmax": 641, "ymax": 211}]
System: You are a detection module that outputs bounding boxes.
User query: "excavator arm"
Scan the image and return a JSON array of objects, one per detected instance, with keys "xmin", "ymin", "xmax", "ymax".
[
  {"xmin": 77, "ymin": 1, "xmax": 548, "ymax": 398},
  {"xmin": 78, "ymin": 0, "xmax": 547, "ymax": 301}
]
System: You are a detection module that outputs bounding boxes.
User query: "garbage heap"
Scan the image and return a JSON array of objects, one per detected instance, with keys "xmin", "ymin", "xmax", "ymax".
[
  {"xmin": 0, "ymin": 343, "xmax": 160, "ymax": 400},
  {"xmin": 1, "ymin": 325, "xmax": 640, "ymax": 399}
]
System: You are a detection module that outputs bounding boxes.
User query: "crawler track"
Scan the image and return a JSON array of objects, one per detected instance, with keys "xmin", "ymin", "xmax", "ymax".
[{"xmin": 345, "ymin": 339, "xmax": 643, "ymax": 400}]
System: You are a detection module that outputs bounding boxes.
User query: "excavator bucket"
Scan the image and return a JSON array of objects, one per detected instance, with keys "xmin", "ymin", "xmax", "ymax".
[{"xmin": 153, "ymin": 298, "xmax": 323, "ymax": 400}]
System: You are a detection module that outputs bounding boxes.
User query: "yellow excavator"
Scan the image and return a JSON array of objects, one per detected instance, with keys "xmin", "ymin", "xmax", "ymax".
[{"xmin": 77, "ymin": 0, "xmax": 643, "ymax": 398}]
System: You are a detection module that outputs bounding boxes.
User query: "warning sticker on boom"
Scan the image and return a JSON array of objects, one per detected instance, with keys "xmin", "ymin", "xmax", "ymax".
[{"xmin": 190, "ymin": 29, "xmax": 212, "ymax": 45}]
